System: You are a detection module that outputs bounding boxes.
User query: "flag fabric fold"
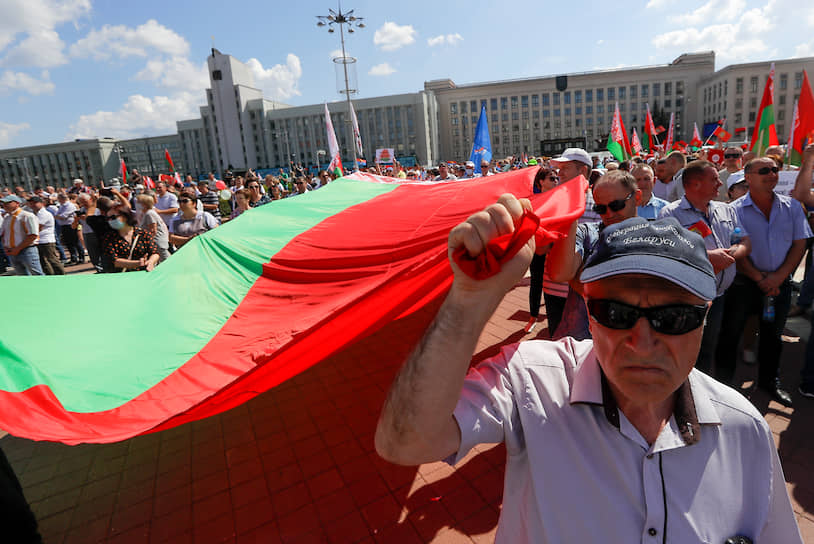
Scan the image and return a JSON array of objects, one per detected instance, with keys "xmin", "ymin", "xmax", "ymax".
[
  {"xmin": 690, "ymin": 123, "xmax": 703, "ymax": 148},
  {"xmin": 664, "ymin": 112, "xmax": 675, "ymax": 151},
  {"xmin": 644, "ymin": 103, "xmax": 658, "ymax": 152},
  {"xmin": 749, "ymin": 63, "xmax": 779, "ymax": 156},
  {"xmin": 0, "ymin": 169, "xmax": 586, "ymax": 444},
  {"xmin": 631, "ymin": 128, "xmax": 643, "ymax": 155},
  {"xmin": 469, "ymin": 106, "xmax": 492, "ymax": 175},
  {"xmin": 164, "ymin": 149, "xmax": 175, "ymax": 172},
  {"xmin": 607, "ymin": 102, "xmax": 632, "ymax": 161}
]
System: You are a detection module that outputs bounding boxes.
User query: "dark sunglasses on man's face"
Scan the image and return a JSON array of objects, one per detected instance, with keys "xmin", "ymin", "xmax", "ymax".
[
  {"xmin": 724, "ymin": 153, "xmax": 742, "ymax": 159},
  {"xmin": 592, "ymin": 192, "xmax": 634, "ymax": 215},
  {"xmin": 248, "ymin": 185, "xmax": 260, "ymax": 189},
  {"xmin": 755, "ymin": 166, "xmax": 779, "ymax": 175},
  {"xmin": 587, "ymin": 299, "xmax": 708, "ymax": 335},
  {"xmin": 178, "ymin": 198, "xmax": 190, "ymax": 203}
]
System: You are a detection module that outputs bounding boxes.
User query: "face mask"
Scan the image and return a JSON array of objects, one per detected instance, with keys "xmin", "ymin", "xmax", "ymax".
[{"xmin": 109, "ymin": 218, "xmax": 125, "ymax": 230}]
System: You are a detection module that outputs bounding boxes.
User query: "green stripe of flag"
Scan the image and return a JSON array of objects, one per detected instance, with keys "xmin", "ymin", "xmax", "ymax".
[{"xmin": 0, "ymin": 180, "xmax": 398, "ymax": 413}]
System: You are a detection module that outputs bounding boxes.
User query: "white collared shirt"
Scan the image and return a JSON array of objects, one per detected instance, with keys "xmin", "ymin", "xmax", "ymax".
[
  {"xmin": 451, "ymin": 338, "xmax": 801, "ymax": 543},
  {"xmin": 34, "ymin": 208, "xmax": 56, "ymax": 244}
]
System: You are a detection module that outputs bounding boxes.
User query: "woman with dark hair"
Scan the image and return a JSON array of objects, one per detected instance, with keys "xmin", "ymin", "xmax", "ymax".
[
  {"xmin": 525, "ymin": 167, "xmax": 560, "ymax": 334},
  {"xmin": 103, "ymin": 206, "xmax": 159, "ymax": 272}
]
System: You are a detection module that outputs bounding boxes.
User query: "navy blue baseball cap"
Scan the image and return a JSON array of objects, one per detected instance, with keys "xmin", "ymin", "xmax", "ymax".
[{"xmin": 580, "ymin": 217, "xmax": 716, "ymax": 301}]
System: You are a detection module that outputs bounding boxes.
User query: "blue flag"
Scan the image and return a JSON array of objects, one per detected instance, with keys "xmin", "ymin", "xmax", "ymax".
[{"xmin": 469, "ymin": 106, "xmax": 492, "ymax": 174}]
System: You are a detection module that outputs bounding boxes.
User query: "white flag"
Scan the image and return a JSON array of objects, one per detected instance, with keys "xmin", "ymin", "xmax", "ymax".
[
  {"xmin": 324, "ymin": 103, "xmax": 343, "ymax": 173},
  {"xmin": 349, "ymin": 101, "xmax": 363, "ymax": 158}
]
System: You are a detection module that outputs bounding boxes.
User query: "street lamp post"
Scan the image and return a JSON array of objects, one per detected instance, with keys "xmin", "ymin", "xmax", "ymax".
[{"xmin": 316, "ymin": 3, "xmax": 364, "ymax": 172}]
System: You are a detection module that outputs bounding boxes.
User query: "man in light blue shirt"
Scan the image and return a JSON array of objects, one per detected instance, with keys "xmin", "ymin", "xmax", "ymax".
[
  {"xmin": 715, "ymin": 157, "xmax": 812, "ymax": 407},
  {"xmin": 659, "ymin": 161, "xmax": 751, "ymax": 377},
  {"xmin": 633, "ymin": 164, "xmax": 669, "ymax": 220}
]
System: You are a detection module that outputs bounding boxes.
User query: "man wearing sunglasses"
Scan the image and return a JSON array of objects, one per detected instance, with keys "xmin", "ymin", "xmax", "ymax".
[
  {"xmin": 717, "ymin": 147, "xmax": 744, "ymax": 201},
  {"xmin": 547, "ymin": 170, "xmax": 642, "ymax": 340},
  {"xmin": 715, "ymin": 157, "xmax": 812, "ymax": 407},
  {"xmin": 652, "ymin": 151, "xmax": 686, "ymax": 203},
  {"xmin": 659, "ymin": 160, "xmax": 751, "ymax": 379},
  {"xmin": 376, "ymin": 198, "xmax": 801, "ymax": 542}
]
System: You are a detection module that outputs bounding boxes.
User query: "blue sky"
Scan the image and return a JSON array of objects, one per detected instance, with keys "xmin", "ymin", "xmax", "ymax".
[{"xmin": 1, "ymin": 0, "xmax": 813, "ymax": 149}]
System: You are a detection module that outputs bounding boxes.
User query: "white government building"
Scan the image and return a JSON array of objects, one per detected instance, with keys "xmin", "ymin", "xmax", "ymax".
[{"xmin": 2, "ymin": 49, "xmax": 813, "ymax": 189}]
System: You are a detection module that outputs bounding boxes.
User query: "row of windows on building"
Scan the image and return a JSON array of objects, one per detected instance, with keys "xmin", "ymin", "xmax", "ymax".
[
  {"xmin": 449, "ymin": 82, "xmax": 686, "ymax": 116},
  {"xmin": 704, "ymin": 72, "xmax": 805, "ymax": 103},
  {"xmin": 451, "ymin": 100, "xmax": 680, "ymax": 128},
  {"xmin": 0, "ymin": 151, "xmax": 101, "ymax": 185}
]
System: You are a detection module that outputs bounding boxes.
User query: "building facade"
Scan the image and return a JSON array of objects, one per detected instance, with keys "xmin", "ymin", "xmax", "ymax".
[
  {"xmin": 5, "ymin": 50, "xmax": 814, "ymax": 188},
  {"xmin": 698, "ymin": 57, "xmax": 814, "ymax": 143}
]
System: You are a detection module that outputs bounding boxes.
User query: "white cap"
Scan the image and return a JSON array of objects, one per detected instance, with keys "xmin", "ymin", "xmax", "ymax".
[
  {"xmin": 465, "ymin": 161, "xmax": 475, "ymax": 168},
  {"xmin": 550, "ymin": 148, "xmax": 592, "ymax": 167},
  {"xmin": 73, "ymin": 178, "xmax": 83, "ymax": 184},
  {"xmin": 726, "ymin": 170, "xmax": 746, "ymax": 189}
]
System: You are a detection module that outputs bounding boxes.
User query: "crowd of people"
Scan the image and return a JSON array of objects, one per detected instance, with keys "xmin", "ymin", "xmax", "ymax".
[{"xmin": 0, "ymin": 167, "xmax": 339, "ymax": 276}]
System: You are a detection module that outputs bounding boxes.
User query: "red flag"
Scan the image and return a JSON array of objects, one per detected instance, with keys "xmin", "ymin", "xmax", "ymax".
[
  {"xmin": 121, "ymin": 159, "xmax": 127, "ymax": 184},
  {"xmin": 664, "ymin": 113, "xmax": 675, "ymax": 152},
  {"xmin": 688, "ymin": 220, "xmax": 712, "ymax": 238},
  {"xmin": 165, "ymin": 149, "xmax": 175, "ymax": 172},
  {"xmin": 789, "ymin": 70, "xmax": 814, "ymax": 165},
  {"xmin": 718, "ymin": 129, "xmax": 732, "ymax": 143},
  {"xmin": 142, "ymin": 176, "xmax": 155, "ymax": 190},
  {"xmin": 690, "ymin": 123, "xmax": 703, "ymax": 148},
  {"xmin": 655, "ymin": 125, "xmax": 666, "ymax": 134},
  {"xmin": 631, "ymin": 128, "xmax": 643, "ymax": 155}
]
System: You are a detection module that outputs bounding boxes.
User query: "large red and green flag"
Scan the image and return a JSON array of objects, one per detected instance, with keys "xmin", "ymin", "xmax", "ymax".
[
  {"xmin": 749, "ymin": 63, "xmax": 779, "ymax": 156},
  {"xmin": 607, "ymin": 102, "xmax": 632, "ymax": 161},
  {"xmin": 788, "ymin": 70, "xmax": 814, "ymax": 166},
  {"xmin": 0, "ymin": 170, "xmax": 586, "ymax": 444}
]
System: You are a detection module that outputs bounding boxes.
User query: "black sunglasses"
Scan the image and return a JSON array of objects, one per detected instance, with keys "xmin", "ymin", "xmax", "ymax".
[
  {"xmin": 724, "ymin": 153, "xmax": 741, "ymax": 159},
  {"xmin": 178, "ymin": 198, "xmax": 191, "ymax": 203},
  {"xmin": 755, "ymin": 166, "xmax": 779, "ymax": 175},
  {"xmin": 592, "ymin": 192, "xmax": 634, "ymax": 215},
  {"xmin": 587, "ymin": 299, "xmax": 708, "ymax": 335}
]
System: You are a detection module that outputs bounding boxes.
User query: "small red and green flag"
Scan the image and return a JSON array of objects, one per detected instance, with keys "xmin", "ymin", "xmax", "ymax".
[
  {"xmin": 690, "ymin": 123, "xmax": 703, "ymax": 149},
  {"xmin": 644, "ymin": 103, "xmax": 658, "ymax": 152},
  {"xmin": 164, "ymin": 148, "xmax": 175, "ymax": 172},
  {"xmin": 631, "ymin": 128, "xmax": 643, "ymax": 155},
  {"xmin": 749, "ymin": 63, "xmax": 779, "ymax": 156},
  {"xmin": 607, "ymin": 102, "xmax": 632, "ymax": 161},
  {"xmin": 664, "ymin": 112, "xmax": 675, "ymax": 152}
]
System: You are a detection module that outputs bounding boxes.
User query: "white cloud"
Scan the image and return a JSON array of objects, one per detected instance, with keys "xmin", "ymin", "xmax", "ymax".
[
  {"xmin": 0, "ymin": 0, "xmax": 89, "ymax": 68},
  {"xmin": 651, "ymin": 0, "xmax": 781, "ymax": 63},
  {"xmin": 597, "ymin": 39, "xmax": 604, "ymax": 45},
  {"xmin": 1, "ymin": 29, "xmax": 67, "ymax": 68},
  {"xmin": 69, "ymin": 19, "xmax": 189, "ymax": 60},
  {"xmin": 646, "ymin": 0, "xmax": 670, "ymax": 8},
  {"xmin": 672, "ymin": 0, "xmax": 746, "ymax": 25},
  {"xmin": 69, "ymin": 91, "xmax": 200, "ymax": 140},
  {"xmin": 0, "ymin": 70, "xmax": 55, "ymax": 95},
  {"xmin": 134, "ymin": 56, "xmax": 208, "ymax": 92},
  {"xmin": 245, "ymin": 54, "xmax": 303, "ymax": 101},
  {"xmin": 0, "ymin": 121, "xmax": 30, "ymax": 146},
  {"xmin": 329, "ymin": 49, "xmax": 343, "ymax": 60},
  {"xmin": 793, "ymin": 40, "xmax": 814, "ymax": 57},
  {"xmin": 373, "ymin": 22, "xmax": 416, "ymax": 51},
  {"xmin": 427, "ymin": 33, "xmax": 463, "ymax": 47},
  {"xmin": 368, "ymin": 62, "xmax": 396, "ymax": 76}
]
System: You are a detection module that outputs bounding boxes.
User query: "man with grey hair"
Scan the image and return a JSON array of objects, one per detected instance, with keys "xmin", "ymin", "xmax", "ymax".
[
  {"xmin": 375, "ymin": 195, "xmax": 802, "ymax": 542},
  {"xmin": 653, "ymin": 151, "xmax": 686, "ymax": 202},
  {"xmin": 632, "ymin": 164, "xmax": 669, "ymax": 220}
]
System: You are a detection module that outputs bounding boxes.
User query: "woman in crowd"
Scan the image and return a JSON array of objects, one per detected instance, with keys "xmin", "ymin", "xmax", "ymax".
[
  {"xmin": 228, "ymin": 188, "xmax": 251, "ymax": 221},
  {"xmin": 104, "ymin": 206, "xmax": 159, "ymax": 272},
  {"xmin": 136, "ymin": 194, "xmax": 170, "ymax": 262},
  {"xmin": 169, "ymin": 192, "xmax": 219, "ymax": 248},
  {"xmin": 524, "ymin": 166, "xmax": 561, "ymax": 334}
]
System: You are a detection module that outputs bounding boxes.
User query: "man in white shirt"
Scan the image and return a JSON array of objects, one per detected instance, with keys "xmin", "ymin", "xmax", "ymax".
[
  {"xmin": 27, "ymin": 196, "xmax": 63, "ymax": 275},
  {"xmin": 375, "ymin": 198, "xmax": 801, "ymax": 543},
  {"xmin": 154, "ymin": 181, "xmax": 179, "ymax": 229},
  {"xmin": 0, "ymin": 195, "xmax": 43, "ymax": 275},
  {"xmin": 54, "ymin": 193, "xmax": 82, "ymax": 265},
  {"xmin": 653, "ymin": 151, "xmax": 686, "ymax": 202}
]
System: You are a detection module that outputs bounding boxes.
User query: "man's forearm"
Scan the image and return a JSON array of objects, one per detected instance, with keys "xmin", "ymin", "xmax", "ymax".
[
  {"xmin": 775, "ymin": 240, "xmax": 807, "ymax": 280},
  {"xmin": 14, "ymin": 234, "xmax": 38, "ymax": 252},
  {"xmin": 791, "ymin": 160, "xmax": 814, "ymax": 206},
  {"xmin": 547, "ymin": 221, "xmax": 580, "ymax": 282},
  {"xmin": 375, "ymin": 285, "xmax": 501, "ymax": 465}
]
